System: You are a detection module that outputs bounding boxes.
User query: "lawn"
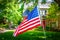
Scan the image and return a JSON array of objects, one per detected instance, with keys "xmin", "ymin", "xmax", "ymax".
[{"xmin": 0, "ymin": 30, "xmax": 60, "ymax": 40}]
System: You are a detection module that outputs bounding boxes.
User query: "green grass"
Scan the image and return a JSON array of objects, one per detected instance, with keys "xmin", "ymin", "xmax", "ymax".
[{"xmin": 0, "ymin": 31, "xmax": 60, "ymax": 40}]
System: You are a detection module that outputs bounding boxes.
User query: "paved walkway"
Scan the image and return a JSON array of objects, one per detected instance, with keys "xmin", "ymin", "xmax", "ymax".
[
  {"xmin": 5, "ymin": 30, "xmax": 14, "ymax": 32},
  {"xmin": 0, "ymin": 29, "xmax": 15, "ymax": 33}
]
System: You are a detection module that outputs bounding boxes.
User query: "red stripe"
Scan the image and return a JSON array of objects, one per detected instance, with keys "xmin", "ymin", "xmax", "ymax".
[
  {"xmin": 16, "ymin": 24, "xmax": 40, "ymax": 36},
  {"xmin": 17, "ymin": 19, "xmax": 27, "ymax": 29},
  {"xmin": 19, "ymin": 17, "xmax": 39, "ymax": 27},
  {"xmin": 15, "ymin": 18, "xmax": 40, "ymax": 36},
  {"xmin": 17, "ymin": 17, "xmax": 39, "ymax": 31},
  {"xmin": 18, "ymin": 20, "xmax": 40, "ymax": 31},
  {"xmin": 22, "ymin": 18, "xmax": 39, "ymax": 26},
  {"xmin": 19, "ymin": 17, "xmax": 27, "ymax": 25},
  {"xmin": 18, "ymin": 22, "xmax": 40, "ymax": 33},
  {"xmin": 17, "ymin": 19, "xmax": 27, "ymax": 28}
]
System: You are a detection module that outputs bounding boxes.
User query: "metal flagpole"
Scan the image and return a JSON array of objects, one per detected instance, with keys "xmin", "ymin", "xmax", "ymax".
[
  {"xmin": 37, "ymin": 6, "xmax": 46, "ymax": 40},
  {"xmin": 41, "ymin": 14, "xmax": 46, "ymax": 40}
]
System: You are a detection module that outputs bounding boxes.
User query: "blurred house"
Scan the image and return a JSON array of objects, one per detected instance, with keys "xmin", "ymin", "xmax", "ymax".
[
  {"xmin": 38, "ymin": 0, "xmax": 53, "ymax": 16},
  {"xmin": 38, "ymin": 0, "xmax": 60, "ymax": 30},
  {"xmin": 38, "ymin": 0, "xmax": 54, "ymax": 28}
]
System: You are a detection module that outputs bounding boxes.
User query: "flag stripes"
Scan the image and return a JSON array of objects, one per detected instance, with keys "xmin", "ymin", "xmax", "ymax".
[
  {"xmin": 18, "ymin": 17, "xmax": 40, "ymax": 30},
  {"xmin": 16, "ymin": 22, "xmax": 40, "ymax": 36},
  {"xmin": 14, "ymin": 16, "xmax": 40, "ymax": 36},
  {"xmin": 18, "ymin": 22, "xmax": 40, "ymax": 33}
]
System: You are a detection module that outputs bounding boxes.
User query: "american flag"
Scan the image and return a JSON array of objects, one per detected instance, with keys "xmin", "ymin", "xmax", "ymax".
[{"xmin": 13, "ymin": 6, "xmax": 41, "ymax": 37}]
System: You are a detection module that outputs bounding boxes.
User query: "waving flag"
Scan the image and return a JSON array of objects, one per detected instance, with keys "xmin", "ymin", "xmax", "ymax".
[
  {"xmin": 23, "ymin": 9, "xmax": 30, "ymax": 17},
  {"xmin": 13, "ymin": 6, "xmax": 41, "ymax": 37}
]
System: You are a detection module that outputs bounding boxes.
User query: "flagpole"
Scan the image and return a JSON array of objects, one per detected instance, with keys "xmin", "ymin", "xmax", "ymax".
[
  {"xmin": 42, "ymin": 23, "xmax": 46, "ymax": 40},
  {"xmin": 37, "ymin": 6, "xmax": 46, "ymax": 40}
]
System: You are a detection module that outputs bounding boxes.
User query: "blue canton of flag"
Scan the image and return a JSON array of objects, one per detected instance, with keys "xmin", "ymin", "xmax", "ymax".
[{"xmin": 28, "ymin": 6, "xmax": 39, "ymax": 20}]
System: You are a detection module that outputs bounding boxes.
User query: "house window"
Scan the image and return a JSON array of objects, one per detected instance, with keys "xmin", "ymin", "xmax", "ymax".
[{"xmin": 40, "ymin": 10, "xmax": 46, "ymax": 16}]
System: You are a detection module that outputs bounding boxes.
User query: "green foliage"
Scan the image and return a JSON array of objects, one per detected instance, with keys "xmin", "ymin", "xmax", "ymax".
[
  {"xmin": 46, "ymin": 2, "xmax": 60, "ymax": 31},
  {"xmin": 0, "ymin": 31, "xmax": 60, "ymax": 40},
  {"xmin": 20, "ymin": 0, "xmax": 38, "ymax": 4},
  {"xmin": 34, "ymin": 26, "xmax": 43, "ymax": 31},
  {"xmin": 47, "ymin": 3, "xmax": 59, "ymax": 19},
  {"xmin": 0, "ymin": 0, "xmax": 24, "ymax": 28}
]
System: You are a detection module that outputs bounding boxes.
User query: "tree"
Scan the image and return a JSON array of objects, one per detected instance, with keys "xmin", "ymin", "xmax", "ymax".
[
  {"xmin": 47, "ymin": 3, "xmax": 58, "ymax": 19},
  {"xmin": 0, "ymin": 0, "xmax": 23, "ymax": 28},
  {"xmin": 46, "ymin": 2, "xmax": 60, "ymax": 31}
]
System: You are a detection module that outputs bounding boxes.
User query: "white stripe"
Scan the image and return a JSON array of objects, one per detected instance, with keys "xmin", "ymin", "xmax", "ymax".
[
  {"xmin": 16, "ymin": 19, "xmax": 27, "ymax": 30},
  {"xmin": 19, "ymin": 16, "xmax": 39, "ymax": 27},
  {"xmin": 23, "ymin": 19, "xmax": 27, "ymax": 23},
  {"xmin": 18, "ymin": 19, "xmax": 40, "ymax": 30},
  {"xmin": 18, "ymin": 22, "xmax": 40, "ymax": 33}
]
